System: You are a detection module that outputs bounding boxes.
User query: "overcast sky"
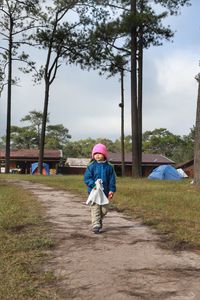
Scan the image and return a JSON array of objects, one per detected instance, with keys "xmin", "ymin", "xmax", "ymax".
[{"xmin": 0, "ymin": 0, "xmax": 199, "ymax": 141}]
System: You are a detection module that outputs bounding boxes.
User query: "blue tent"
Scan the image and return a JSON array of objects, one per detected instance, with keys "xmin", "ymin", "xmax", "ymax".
[
  {"xmin": 31, "ymin": 162, "xmax": 50, "ymax": 175},
  {"xmin": 148, "ymin": 165, "xmax": 182, "ymax": 180}
]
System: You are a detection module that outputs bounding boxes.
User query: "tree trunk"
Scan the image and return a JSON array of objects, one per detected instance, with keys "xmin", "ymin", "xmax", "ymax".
[
  {"xmin": 137, "ymin": 0, "xmax": 144, "ymax": 177},
  {"xmin": 38, "ymin": 80, "xmax": 50, "ymax": 174},
  {"xmin": 120, "ymin": 68, "xmax": 125, "ymax": 177},
  {"xmin": 5, "ymin": 17, "xmax": 13, "ymax": 174},
  {"xmin": 130, "ymin": 0, "xmax": 140, "ymax": 177},
  {"xmin": 194, "ymin": 75, "xmax": 200, "ymax": 184}
]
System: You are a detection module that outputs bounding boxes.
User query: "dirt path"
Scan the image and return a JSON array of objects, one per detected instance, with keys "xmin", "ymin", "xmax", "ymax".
[{"xmin": 14, "ymin": 181, "xmax": 200, "ymax": 300}]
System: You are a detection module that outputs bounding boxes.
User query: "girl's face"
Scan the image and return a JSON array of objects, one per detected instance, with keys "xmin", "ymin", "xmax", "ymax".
[{"xmin": 93, "ymin": 153, "xmax": 105, "ymax": 161}]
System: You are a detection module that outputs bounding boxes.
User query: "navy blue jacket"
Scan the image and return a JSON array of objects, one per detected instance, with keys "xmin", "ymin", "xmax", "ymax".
[{"xmin": 84, "ymin": 160, "xmax": 116, "ymax": 196}]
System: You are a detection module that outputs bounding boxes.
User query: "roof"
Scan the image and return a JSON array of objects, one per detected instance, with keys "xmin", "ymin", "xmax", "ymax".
[
  {"xmin": 66, "ymin": 158, "xmax": 91, "ymax": 167},
  {"xmin": 176, "ymin": 159, "xmax": 194, "ymax": 169},
  {"xmin": 0, "ymin": 149, "xmax": 63, "ymax": 159},
  {"xmin": 66, "ymin": 153, "xmax": 174, "ymax": 167},
  {"xmin": 109, "ymin": 152, "xmax": 175, "ymax": 165}
]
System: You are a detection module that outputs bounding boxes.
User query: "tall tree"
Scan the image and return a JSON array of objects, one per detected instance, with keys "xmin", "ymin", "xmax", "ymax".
[
  {"xmin": 130, "ymin": 0, "xmax": 140, "ymax": 176},
  {"xmin": 119, "ymin": 63, "xmax": 125, "ymax": 176},
  {"xmin": 0, "ymin": 0, "xmax": 40, "ymax": 173},
  {"xmin": 98, "ymin": 54, "xmax": 128, "ymax": 176},
  {"xmin": 86, "ymin": 0, "xmax": 190, "ymax": 176},
  {"xmin": 31, "ymin": 0, "xmax": 107, "ymax": 174},
  {"xmin": 194, "ymin": 74, "xmax": 200, "ymax": 184},
  {"xmin": 137, "ymin": 0, "xmax": 144, "ymax": 174}
]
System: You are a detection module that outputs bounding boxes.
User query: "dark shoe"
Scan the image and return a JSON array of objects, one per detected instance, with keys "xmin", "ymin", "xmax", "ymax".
[
  {"xmin": 92, "ymin": 226, "xmax": 100, "ymax": 234},
  {"xmin": 99, "ymin": 220, "xmax": 103, "ymax": 229}
]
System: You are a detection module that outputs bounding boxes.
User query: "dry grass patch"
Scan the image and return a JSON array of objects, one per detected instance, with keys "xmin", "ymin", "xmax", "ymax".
[{"xmin": 0, "ymin": 181, "xmax": 56, "ymax": 300}]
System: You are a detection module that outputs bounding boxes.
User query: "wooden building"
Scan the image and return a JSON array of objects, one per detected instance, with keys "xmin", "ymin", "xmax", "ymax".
[
  {"xmin": 62, "ymin": 153, "xmax": 175, "ymax": 177},
  {"xmin": 0, "ymin": 149, "xmax": 63, "ymax": 174},
  {"xmin": 109, "ymin": 152, "xmax": 175, "ymax": 176}
]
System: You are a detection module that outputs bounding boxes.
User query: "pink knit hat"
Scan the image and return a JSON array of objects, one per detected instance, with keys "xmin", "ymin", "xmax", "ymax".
[{"xmin": 92, "ymin": 143, "xmax": 108, "ymax": 159}]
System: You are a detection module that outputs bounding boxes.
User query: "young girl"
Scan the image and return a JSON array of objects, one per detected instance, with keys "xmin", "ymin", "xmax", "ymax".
[{"xmin": 84, "ymin": 143, "xmax": 116, "ymax": 233}]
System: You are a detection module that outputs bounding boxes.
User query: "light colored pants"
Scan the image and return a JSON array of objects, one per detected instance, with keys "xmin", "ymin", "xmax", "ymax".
[{"xmin": 90, "ymin": 203, "xmax": 109, "ymax": 228}]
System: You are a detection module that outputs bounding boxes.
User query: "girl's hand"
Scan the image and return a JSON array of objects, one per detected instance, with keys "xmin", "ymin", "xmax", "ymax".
[{"xmin": 108, "ymin": 192, "xmax": 114, "ymax": 200}]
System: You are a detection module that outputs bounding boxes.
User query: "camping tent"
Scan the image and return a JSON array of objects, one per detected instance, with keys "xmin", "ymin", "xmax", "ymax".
[
  {"xmin": 31, "ymin": 162, "xmax": 50, "ymax": 175},
  {"xmin": 148, "ymin": 165, "xmax": 182, "ymax": 180},
  {"xmin": 176, "ymin": 168, "xmax": 188, "ymax": 178}
]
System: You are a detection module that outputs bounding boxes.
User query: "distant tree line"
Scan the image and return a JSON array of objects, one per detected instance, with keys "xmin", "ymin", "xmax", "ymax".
[
  {"xmin": 63, "ymin": 128, "xmax": 194, "ymax": 164},
  {"xmin": 0, "ymin": 110, "xmax": 71, "ymax": 150},
  {"xmin": 0, "ymin": 111, "xmax": 194, "ymax": 164}
]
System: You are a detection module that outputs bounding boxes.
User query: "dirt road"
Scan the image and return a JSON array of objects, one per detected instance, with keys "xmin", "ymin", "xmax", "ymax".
[{"xmin": 15, "ymin": 181, "xmax": 200, "ymax": 300}]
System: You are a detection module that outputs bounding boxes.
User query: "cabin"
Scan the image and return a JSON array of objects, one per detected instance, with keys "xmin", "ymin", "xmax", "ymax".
[
  {"xmin": 60, "ymin": 153, "xmax": 175, "ymax": 177},
  {"xmin": 109, "ymin": 152, "xmax": 175, "ymax": 176},
  {"xmin": 0, "ymin": 149, "xmax": 63, "ymax": 174}
]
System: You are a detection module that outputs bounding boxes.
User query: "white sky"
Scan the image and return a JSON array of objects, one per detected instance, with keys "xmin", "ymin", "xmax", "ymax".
[{"xmin": 0, "ymin": 0, "xmax": 199, "ymax": 141}]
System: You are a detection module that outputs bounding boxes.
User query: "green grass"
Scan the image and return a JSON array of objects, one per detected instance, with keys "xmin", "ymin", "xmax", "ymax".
[
  {"xmin": 2, "ymin": 174, "xmax": 199, "ymax": 250},
  {"xmin": 0, "ymin": 174, "xmax": 200, "ymax": 255},
  {"xmin": 0, "ymin": 180, "xmax": 55, "ymax": 300},
  {"xmin": 1, "ymin": 174, "xmax": 200, "ymax": 298},
  {"xmin": 114, "ymin": 178, "xmax": 200, "ymax": 250}
]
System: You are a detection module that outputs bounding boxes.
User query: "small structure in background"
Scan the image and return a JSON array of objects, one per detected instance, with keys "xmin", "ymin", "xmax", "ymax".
[
  {"xmin": 31, "ymin": 162, "xmax": 50, "ymax": 175},
  {"xmin": 148, "ymin": 165, "xmax": 182, "ymax": 180},
  {"xmin": 66, "ymin": 158, "xmax": 91, "ymax": 168},
  {"xmin": 109, "ymin": 152, "xmax": 175, "ymax": 177},
  {"xmin": 58, "ymin": 158, "xmax": 91, "ymax": 175},
  {"xmin": 59, "ymin": 153, "xmax": 174, "ymax": 177},
  {"xmin": 0, "ymin": 149, "xmax": 62, "ymax": 174}
]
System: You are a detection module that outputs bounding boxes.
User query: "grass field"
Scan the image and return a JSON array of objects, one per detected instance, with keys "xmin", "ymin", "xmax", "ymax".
[
  {"xmin": 1, "ymin": 174, "xmax": 200, "ymax": 249},
  {"xmin": 0, "ymin": 179, "xmax": 56, "ymax": 299},
  {"xmin": 1, "ymin": 174, "xmax": 200, "ymax": 298}
]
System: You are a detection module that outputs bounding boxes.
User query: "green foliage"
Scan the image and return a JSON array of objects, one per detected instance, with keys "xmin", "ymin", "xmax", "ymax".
[
  {"xmin": 84, "ymin": 0, "xmax": 188, "ymax": 75},
  {"xmin": 143, "ymin": 128, "xmax": 181, "ymax": 154},
  {"xmin": 0, "ymin": 0, "xmax": 41, "ymax": 173},
  {"xmin": 45, "ymin": 124, "xmax": 71, "ymax": 149},
  {"xmin": 143, "ymin": 128, "xmax": 194, "ymax": 163},
  {"xmin": 10, "ymin": 125, "xmax": 39, "ymax": 149},
  {"xmin": 21, "ymin": 110, "xmax": 49, "ymax": 137},
  {"xmin": 31, "ymin": 0, "xmax": 104, "ymax": 83},
  {"xmin": 63, "ymin": 138, "xmax": 114, "ymax": 158},
  {"xmin": 0, "ymin": 0, "xmax": 40, "ymax": 84},
  {"xmin": 81, "ymin": 0, "xmax": 191, "ymax": 80},
  {"xmin": 82, "ymin": 0, "xmax": 191, "ymax": 177},
  {"xmin": 112, "ymin": 135, "xmax": 132, "ymax": 152},
  {"xmin": 0, "ymin": 110, "xmax": 71, "ymax": 150},
  {"xmin": 0, "ymin": 123, "xmax": 194, "ymax": 164},
  {"xmin": 63, "ymin": 129, "xmax": 193, "ymax": 164},
  {"xmin": 0, "ymin": 0, "xmax": 193, "ymax": 169},
  {"xmin": 154, "ymin": 0, "xmax": 191, "ymax": 15}
]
